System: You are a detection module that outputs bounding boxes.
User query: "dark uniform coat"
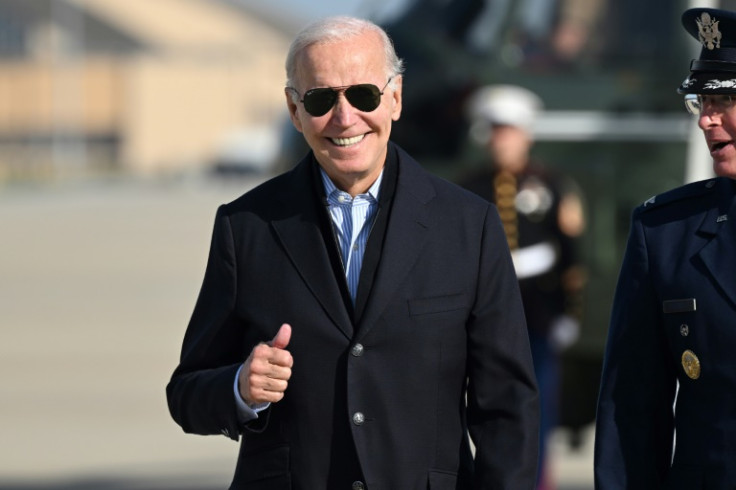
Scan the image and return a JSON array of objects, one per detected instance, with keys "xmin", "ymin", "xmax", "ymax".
[
  {"xmin": 595, "ymin": 176, "xmax": 736, "ymax": 489},
  {"xmin": 167, "ymin": 143, "xmax": 540, "ymax": 490},
  {"xmin": 460, "ymin": 164, "xmax": 581, "ymax": 337}
]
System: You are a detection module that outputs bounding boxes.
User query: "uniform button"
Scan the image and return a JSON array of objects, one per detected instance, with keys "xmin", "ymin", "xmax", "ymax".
[
  {"xmin": 352, "ymin": 481, "xmax": 365, "ymax": 490},
  {"xmin": 680, "ymin": 324, "xmax": 689, "ymax": 336},
  {"xmin": 352, "ymin": 412, "xmax": 365, "ymax": 425},
  {"xmin": 351, "ymin": 343, "xmax": 364, "ymax": 357}
]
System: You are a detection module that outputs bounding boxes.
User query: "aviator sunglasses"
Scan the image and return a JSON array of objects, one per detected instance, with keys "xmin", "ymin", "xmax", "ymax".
[{"xmin": 289, "ymin": 78, "xmax": 393, "ymax": 117}]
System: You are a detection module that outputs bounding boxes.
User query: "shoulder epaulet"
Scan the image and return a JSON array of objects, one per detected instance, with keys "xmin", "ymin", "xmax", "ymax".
[{"xmin": 635, "ymin": 178, "xmax": 719, "ymax": 214}]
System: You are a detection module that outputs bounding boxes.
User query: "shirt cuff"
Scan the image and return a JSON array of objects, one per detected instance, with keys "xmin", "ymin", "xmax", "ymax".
[{"xmin": 234, "ymin": 364, "xmax": 270, "ymax": 423}]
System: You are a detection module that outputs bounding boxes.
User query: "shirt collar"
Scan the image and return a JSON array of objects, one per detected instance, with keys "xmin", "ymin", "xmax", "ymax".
[{"xmin": 319, "ymin": 167, "xmax": 383, "ymax": 202}]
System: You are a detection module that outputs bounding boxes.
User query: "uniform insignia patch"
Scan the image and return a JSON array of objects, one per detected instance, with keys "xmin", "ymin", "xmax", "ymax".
[
  {"xmin": 697, "ymin": 12, "xmax": 722, "ymax": 50},
  {"xmin": 663, "ymin": 298, "xmax": 696, "ymax": 313},
  {"xmin": 516, "ymin": 177, "xmax": 553, "ymax": 217}
]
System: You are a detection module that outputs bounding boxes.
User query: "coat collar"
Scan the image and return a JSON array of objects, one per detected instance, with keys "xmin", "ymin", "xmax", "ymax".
[
  {"xmin": 270, "ymin": 155, "xmax": 354, "ymax": 339},
  {"xmin": 354, "ymin": 143, "xmax": 435, "ymax": 339},
  {"xmin": 697, "ymin": 177, "xmax": 736, "ymax": 307},
  {"xmin": 269, "ymin": 142, "xmax": 436, "ymax": 340}
]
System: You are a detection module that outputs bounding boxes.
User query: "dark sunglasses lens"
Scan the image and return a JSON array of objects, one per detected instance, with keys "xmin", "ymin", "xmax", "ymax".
[
  {"xmin": 345, "ymin": 84, "xmax": 382, "ymax": 112},
  {"xmin": 303, "ymin": 89, "xmax": 337, "ymax": 116}
]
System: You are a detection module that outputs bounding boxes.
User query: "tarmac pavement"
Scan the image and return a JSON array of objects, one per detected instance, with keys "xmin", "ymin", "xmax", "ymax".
[{"xmin": 0, "ymin": 175, "xmax": 594, "ymax": 489}]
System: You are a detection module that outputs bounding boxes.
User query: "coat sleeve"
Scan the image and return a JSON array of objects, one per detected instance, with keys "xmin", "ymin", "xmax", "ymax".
[
  {"xmin": 166, "ymin": 205, "xmax": 246, "ymax": 441},
  {"xmin": 467, "ymin": 204, "xmax": 541, "ymax": 489},
  {"xmin": 594, "ymin": 212, "xmax": 677, "ymax": 489}
]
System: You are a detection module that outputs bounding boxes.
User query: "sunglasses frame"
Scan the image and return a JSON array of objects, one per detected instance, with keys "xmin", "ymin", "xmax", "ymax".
[{"xmin": 289, "ymin": 77, "xmax": 393, "ymax": 117}]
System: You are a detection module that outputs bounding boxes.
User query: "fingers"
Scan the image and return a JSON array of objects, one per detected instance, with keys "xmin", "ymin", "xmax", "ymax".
[
  {"xmin": 239, "ymin": 325, "xmax": 294, "ymax": 405},
  {"xmin": 250, "ymin": 343, "xmax": 293, "ymax": 372},
  {"xmin": 243, "ymin": 353, "xmax": 291, "ymax": 403}
]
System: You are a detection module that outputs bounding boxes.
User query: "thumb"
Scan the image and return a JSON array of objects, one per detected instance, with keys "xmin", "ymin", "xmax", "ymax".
[{"xmin": 270, "ymin": 323, "xmax": 292, "ymax": 350}]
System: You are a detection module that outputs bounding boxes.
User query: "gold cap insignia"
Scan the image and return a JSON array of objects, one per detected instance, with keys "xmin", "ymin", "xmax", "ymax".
[
  {"xmin": 681, "ymin": 349, "xmax": 701, "ymax": 380},
  {"xmin": 697, "ymin": 12, "xmax": 722, "ymax": 50}
]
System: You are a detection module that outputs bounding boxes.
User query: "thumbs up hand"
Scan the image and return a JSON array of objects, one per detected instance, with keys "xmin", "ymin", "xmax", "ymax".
[
  {"xmin": 269, "ymin": 323, "xmax": 292, "ymax": 350},
  {"xmin": 239, "ymin": 323, "xmax": 293, "ymax": 405}
]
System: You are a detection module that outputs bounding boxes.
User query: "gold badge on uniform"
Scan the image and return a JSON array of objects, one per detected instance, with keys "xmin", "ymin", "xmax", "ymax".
[{"xmin": 681, "ymin": 350, "xmax": 701, "ymax": 380}]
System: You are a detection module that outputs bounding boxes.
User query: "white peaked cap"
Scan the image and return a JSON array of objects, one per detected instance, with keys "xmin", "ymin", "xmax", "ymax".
[{"xmin": 466, "ymin": 84, "xmax": 543, "ymax": 131}]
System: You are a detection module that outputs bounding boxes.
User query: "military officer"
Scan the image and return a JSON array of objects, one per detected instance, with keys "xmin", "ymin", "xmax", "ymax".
[
  {"xmin": 460, "ymin": 84, "xmax": 586, "ymax": 490},
  {"xmin": 595, "ymin": 7, "xmax": 736, "ymax": 489}
]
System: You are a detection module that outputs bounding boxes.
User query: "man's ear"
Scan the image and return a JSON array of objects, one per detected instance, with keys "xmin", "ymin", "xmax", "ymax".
[
  {"xmin": 390, "ymin": 76, "xmax": 403, "ymax": 122},
  {"xmin": 285, "ymin": 89, "xmax": 303, "ymax": 133}
]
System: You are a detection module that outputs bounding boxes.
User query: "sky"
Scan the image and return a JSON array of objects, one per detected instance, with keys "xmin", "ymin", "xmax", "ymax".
[{"xmin": 252, "ymin": 0, "xmax": 411, "ymax": 26}]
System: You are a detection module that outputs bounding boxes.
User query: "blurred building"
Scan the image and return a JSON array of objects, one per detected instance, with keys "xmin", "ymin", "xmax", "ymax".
[{"xmin": 0, "ymin": 0, "xmax": 296, "ymax": 181}]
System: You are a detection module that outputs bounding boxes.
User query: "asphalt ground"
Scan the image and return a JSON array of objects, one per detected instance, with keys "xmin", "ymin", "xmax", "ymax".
[{"xmin": 0, "ymin": 175, "xmax": 594, "ymax": 489}]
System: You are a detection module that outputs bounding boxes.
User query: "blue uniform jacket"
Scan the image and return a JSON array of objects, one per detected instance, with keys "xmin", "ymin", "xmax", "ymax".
[{"xmin": 595, "ymin": 177, "xmax": 736, "ymax": 489}]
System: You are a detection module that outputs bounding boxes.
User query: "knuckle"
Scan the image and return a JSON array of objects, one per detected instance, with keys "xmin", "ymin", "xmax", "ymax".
[
  {"xmin": 253, "ymin": 343, "xmax": 270, "ymax": 356},
  {"xmin": 250, "ymin": 358, "xmax": 269, "ymax": 374},
  {"xmin": 282, "ymin": 353, "xmax": 294, "ymax": 367},
  {"xmin": 248, "ymin": 373, "xmax": 263, "ymax": 387}
]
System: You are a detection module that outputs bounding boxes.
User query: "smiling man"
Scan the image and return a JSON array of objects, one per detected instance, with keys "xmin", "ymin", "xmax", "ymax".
[
  {"xmin": 594, "ymin": 7, "xmax": 736, "ymax": 489},
  {"xmin": 167, "ymin": 16, "xmax": 539, "ymax": 490}
]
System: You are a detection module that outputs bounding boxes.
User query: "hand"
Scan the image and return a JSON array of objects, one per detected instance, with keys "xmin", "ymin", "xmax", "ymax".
[{"xmin": 239, "ymin": 323, "xmax": 293, "ymax": 405}]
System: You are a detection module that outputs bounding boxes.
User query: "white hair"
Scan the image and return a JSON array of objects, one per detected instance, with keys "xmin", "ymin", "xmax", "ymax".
[{"xmin": 285, "ymin": 16, "xmax": 404, "ymax": 97}]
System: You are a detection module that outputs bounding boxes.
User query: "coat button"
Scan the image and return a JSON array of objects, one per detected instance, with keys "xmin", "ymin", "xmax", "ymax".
[
  {"xmin": 352, "ymin": 412, "xmax": 365, "ymax": 425},
  {"xmin": 352, "ymin": 481, "xmax": 365, "ymax": 490},
  {"xmin": 680, "ymin": 324, "xmax": 689, "ymax": 336},
  {"xmin": 351, "ymin": 343, "xmax": 364, "ymax": 357}
]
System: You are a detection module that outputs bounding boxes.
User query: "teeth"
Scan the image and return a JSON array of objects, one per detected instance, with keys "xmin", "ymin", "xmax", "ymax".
[{"xmin": 331, "ymin": 135, "xmax": 364, "ymax": 146}]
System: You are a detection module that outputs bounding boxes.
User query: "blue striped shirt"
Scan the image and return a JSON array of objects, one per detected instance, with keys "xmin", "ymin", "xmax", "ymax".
[{"xmin": 320, "ymin": 168, "xmax": 383, "ymax": 303}]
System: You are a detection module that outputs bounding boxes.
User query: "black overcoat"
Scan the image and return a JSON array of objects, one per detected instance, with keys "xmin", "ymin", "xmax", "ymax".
[{"xmin": 167, "ymin": 142, "xmax": 539, "ymax": 489}]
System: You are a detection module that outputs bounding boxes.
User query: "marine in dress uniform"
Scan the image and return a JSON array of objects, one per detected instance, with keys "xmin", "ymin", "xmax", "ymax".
[
  {"xmin": 594, "ymin": 7, "xmax": 736, "ymax": 489},
  {"xmin": 460, "ymin": 85, "xmax": 586, "ymax": 490}
]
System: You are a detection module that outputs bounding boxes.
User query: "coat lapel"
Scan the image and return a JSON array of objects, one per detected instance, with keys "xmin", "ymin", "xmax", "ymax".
[
  {"xmin": 697, "ymin": 178, "xmax": 736, "ymax": 307},
  {"xmin": 270, "ymin": 158, "xmax": 354, "ymax": 339},
  {"xmin": 356, "ymin": 150, "xmax": 435, "ymax": 339}
]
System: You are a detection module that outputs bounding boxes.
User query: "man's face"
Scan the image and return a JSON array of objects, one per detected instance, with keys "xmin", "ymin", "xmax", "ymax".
[
  {"xmin": 487, "ymin": 124, "xmax": 532, "ymax": 174},
  {"xmin": 697, "ymin": 94, "xmax": 736, "ymax": 178},
  {"xmin": 286, "ymin": 31, "xmax": 402, "ymax": 196}
]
